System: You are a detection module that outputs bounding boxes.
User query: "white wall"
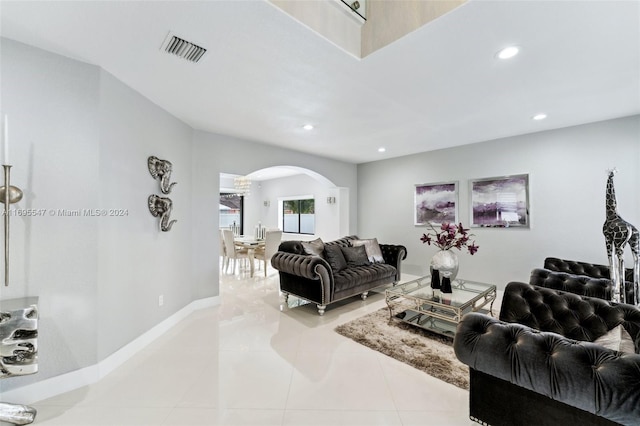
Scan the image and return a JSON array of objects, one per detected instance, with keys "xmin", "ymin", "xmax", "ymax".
[
  {"xmin": 246, "ymin": 174, "xmax": 345, "ymax": 241},
  {"xmin": 96, "ymin": 70, "xmax": 194, "ymax": 361},
  {"xmin": 357, "ymin": 115, "xmax": 640, "ymax": 289},
  {"xmin": 192, "ymin": 131, "xmax": 358, "ymax": 298},
  {"xmin": 1, "ymin": 38, "xmax": 357, "ymax": 394},
  {"xmin": 0, "ymin": 38, "xmax": 195, "ymax": 391},
  {"xmin": 1, "ymin": 38, "xmax": 102, "ymax": 389}
]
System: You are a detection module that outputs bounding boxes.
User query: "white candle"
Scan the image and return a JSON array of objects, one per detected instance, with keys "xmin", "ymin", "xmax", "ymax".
[{"xmin": 3, "ymin": 115, "xmax": 8, "ymax": 165}]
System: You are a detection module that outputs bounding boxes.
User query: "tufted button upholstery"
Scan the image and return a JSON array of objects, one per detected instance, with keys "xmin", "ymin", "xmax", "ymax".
[
  {"xmin": 455, "ymin": 311, "xmax": 640, "ymax": 425},
  {"xmin": 454, "ymin": 282, "xmax": 640, "ymax": 425},
  {"xmin": 543, "ymin": 257, "xmax": 615, "ymax": 279},
  {"xmin": 541, "ymin": 258, "xmax": 635, "ymax": 302},
  {"xmin": 499, "ymin": 282, "xmax": 640, "ymax": 345},
  {"xmin": 529, "ymin": 268, "xmax": 614, "ymax": 300}
]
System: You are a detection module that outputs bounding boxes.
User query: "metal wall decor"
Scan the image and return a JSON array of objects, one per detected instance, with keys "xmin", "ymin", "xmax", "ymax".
[
  {"xmin": 148, "ymin": 156, "xmax": 177, "ymax": 232},
  {"xmin": 0, "ymin": 165, "xmax": 23, "ymax": 287},
  {"xmin": 148, "ymin": 156, "xmax": 177, "ymax": 194},
  {"xmin": 148, "ymin": 195, "xmax": 177, "ymax": 232},
  {"xmin": 602, "ymin": 169, "xmax": 639, "ymax": 305}
]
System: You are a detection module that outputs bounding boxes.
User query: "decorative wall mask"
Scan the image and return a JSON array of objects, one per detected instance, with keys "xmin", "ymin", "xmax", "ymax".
[
  {"xmin": 148, "ymin": 194, "xmax": 177, "ymax": 232},
  {"xmin": 148, "ymin": 156, "xmax": 177, "ymax": 194}
]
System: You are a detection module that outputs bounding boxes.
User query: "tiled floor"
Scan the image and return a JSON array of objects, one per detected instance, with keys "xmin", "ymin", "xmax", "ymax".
[{"xmin": 32, "ymin": 262, "xmax": 474, "ymax": 425}]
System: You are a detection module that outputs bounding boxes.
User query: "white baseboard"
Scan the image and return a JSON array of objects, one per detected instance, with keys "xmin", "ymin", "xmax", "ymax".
[{"xmin": 2, "ymin": 296, "xmax": 220, "ymax": 405}]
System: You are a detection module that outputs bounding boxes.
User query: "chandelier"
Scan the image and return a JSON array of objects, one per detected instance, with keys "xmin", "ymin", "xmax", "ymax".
[{"xmin": 234, "ymin": 176, "xmax": 251, "ymax": 196}]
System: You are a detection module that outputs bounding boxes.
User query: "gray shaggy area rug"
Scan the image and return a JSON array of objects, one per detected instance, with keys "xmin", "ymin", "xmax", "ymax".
[{"xmin": 335, "ymin": 307, "xmax": 469, "ymax": 390}]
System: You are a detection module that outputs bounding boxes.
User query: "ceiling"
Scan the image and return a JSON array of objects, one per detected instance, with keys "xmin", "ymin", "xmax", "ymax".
[{"xmin": 1, "ymin": 0, "xmax": 638, "ymax": 164}]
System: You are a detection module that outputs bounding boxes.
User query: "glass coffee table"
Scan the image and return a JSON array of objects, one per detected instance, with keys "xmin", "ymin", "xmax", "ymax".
[{"xmin": 385, "ymin": 275, "xmax": 496, "ymax": 337}]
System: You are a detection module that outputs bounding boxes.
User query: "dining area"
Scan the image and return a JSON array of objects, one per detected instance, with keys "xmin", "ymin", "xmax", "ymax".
[{"xmin": 220, "ymin": 227, "xmax": 283, "ymax": 277}]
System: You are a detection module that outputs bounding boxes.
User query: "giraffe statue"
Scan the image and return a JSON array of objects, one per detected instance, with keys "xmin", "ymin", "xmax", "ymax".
[{"xmin": 602, "ymin": 169, "xmax": 639, "ymax": 305}]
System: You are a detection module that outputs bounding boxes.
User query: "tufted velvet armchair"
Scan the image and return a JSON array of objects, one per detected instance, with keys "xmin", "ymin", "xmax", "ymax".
[
  {"xmin": 543, "ymin": 257, "xmax": 633, "ymax": 282},
  {"xmin": 454, "ymin": 281, "xmax": 640, "ymax": 426},
  {"xmin": 529, "ymin": 268, "xmax": 622, "ymax": 300}
]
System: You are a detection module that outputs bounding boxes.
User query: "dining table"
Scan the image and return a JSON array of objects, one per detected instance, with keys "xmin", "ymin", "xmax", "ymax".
[{"xmin": 234, "ymin": 236, "xmax": 266, "ymax": 277}]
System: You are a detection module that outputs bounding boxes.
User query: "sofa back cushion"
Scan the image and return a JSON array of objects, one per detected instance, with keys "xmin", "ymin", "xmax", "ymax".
[
  {"xmin": 351, "ymin": 238, "xmax": 385, "ymax": 263},
  {"xmin": 500, "ymin": 282, "xmax": 640, "ymax": 352},
  {"xmin": 341, "ymin": 245, "xmax": 370, "ymax": 267},
  {"xmin": 278, "ymin": 240, "xmax": 306, "ymax": 255},
  {"xmin": 324, "ymin": 245, "xmax": 348, "ymax": 272},
  {"xmin": 594, "ymin": 324, "xmax": 636, "ymax": 354},
  {"xmin": 279, "ymin": 236, "xmax": 356, "ymax": 256},
  {"xmin": 301, "ymin": 238, "xmax": 325, "ymax": 257}
]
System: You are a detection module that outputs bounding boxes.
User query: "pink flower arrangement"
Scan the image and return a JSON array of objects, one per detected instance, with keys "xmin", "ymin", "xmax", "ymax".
[{"xmin": 420, "ymin": 222, "xmax": 479, "ymax": 255}]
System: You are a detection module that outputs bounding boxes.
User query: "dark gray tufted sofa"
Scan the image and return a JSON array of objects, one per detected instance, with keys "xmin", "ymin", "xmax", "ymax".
[
  {"xmin": 270, "ymin": 236, "xmax": 406, "ymax": 315},
  {"xmin": 453, "ymin": 281, "xmax": 640, "ymax": 426}
]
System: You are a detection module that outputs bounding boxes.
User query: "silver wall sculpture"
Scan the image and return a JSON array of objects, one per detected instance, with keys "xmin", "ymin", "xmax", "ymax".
[
  {"xmin": 148, "ymin": 194, "xmax": 177, "ymax": 232},
  {"xmin": 147, "ymin": 156, "xmax": 177, "ymax": 194},
  {"xmin": 0, "ymin": 299, "xmax": 38, "ymax": 425}
]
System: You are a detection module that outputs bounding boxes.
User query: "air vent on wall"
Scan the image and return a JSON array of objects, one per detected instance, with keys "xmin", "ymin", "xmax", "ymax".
[{"xmin": 160, "ymin": 32, "xmax": 207, "ymax": 63}]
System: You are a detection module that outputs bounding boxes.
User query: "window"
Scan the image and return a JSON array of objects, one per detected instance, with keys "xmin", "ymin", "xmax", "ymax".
[
  {"xmin": 220, "ymin": 193, "xmax": 243, "ymax": 234},
  {"xmin": 283, "ymin": 198, "xmax": 315, "ymax": 234}
]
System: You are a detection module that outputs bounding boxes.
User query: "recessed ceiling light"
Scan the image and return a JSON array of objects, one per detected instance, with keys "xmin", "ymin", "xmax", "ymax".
[
  {"xmin": 497, "ymin": 46, "xmax": 519, "ymax": 59},
  {"xmin": 303, "ymin": 124, "xmax": 314, "ymax": 130},
  {"xmin": 532, "ymin": 113, "xmax": 547, "ymax": 121},
  {"xmin": 378, "ymin": 147, "xmax": 386, "ymax": 153}
]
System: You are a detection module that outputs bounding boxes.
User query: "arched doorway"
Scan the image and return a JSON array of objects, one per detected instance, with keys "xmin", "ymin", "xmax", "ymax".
[{"xmin": 219, "ymin": 166, "xmax": 349, "ymax": 241}]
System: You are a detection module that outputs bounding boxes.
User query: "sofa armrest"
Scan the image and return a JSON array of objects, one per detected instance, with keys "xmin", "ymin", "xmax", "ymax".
[
  {"xmin": 454, "ymin": 312, "xmax": 640, "ymax": 425},
  {"xmin": 380, "ymin": 244, "xmax": 407, "ymax": 281},
  {"xmin": 270, "ymin": 252, "xmax": 332, "ymax": 280}
]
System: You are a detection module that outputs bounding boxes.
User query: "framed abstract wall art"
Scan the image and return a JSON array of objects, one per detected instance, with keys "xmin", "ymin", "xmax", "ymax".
[
  {"xmin": 414, "ymin": 181, "xmax": 458, "ymax": 226},
  {"xmin": 469, "ymin": 174, "xmax": 529, "ymax": 228}
]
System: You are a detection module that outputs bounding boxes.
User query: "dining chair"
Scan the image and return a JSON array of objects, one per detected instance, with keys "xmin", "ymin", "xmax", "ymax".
[
  {"xmin": 220, "ymin": 229, "xmax": 227, "ymax": 267},
  {"xmin": 254, "ymin": 230, "xmax": 283, "ymax": 277},
  {"xmin": 221, "ymin": 229, "xmax": 250, "ymax": 273}
]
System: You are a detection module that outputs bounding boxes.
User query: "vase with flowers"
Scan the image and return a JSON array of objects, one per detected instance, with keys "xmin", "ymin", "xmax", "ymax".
[{"xmin": 420, "ymin": 222, "xmax": 479, "ymax": 293}]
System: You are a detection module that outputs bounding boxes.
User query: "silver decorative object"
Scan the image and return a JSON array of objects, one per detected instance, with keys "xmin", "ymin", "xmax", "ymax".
[
  {"xmin": 148, "ymin": 195, "xmax": 177, "ymax": 232},
  {"xmin": 148, "ymin": 156, "xmax": 177, "ymax": 194},
  {"xmin": 0, "ymin": 403, "xmax": 36, "ymax": 426},
  {"xmin": 603, "ymin": 169, "xmax": 639, "ymax": 305},
  {"xmin": 0, "ymin": 165, "xmax": 23, "ymax": 287},
  {"xmin": 0, "ymin": 298, "xmax": 38, "ymax": 425}
]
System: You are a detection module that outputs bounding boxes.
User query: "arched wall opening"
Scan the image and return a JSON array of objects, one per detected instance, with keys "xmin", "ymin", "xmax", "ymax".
[{"xmin": 219, "ymin": 165, "xmax": 350, "ymax": 241}]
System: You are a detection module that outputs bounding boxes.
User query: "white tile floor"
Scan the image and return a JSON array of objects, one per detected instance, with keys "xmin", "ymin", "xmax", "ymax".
[{"xmin": 32, "ymin": 261, "xmax": 475, "ymax": 426}]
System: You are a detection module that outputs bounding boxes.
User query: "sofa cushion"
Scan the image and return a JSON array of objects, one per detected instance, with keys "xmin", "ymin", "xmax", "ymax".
[
  {"xmin": 594, "ymin": 324, "xmax": 636, "ymax": 354},
  {"xmin": 351, "ymin": 238, "xmax": 385, "ymax": 263},
  {"xmin": 341, "ymin": 245, "xmax": 370, "ymax": 266},
  {"xmin": 324, "ymin": 244, "xmax": 348, "ymax": 272},
  {"xmin": 302, "ymin": 238, "xmax": 325, "ymax": 257},
  {"xmin": 333, "ymin": 263, "xmax": 397, "ymax": 293}
]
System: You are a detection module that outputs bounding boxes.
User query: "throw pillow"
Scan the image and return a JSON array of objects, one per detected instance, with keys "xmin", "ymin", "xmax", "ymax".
[
  {"xmin": 301, "ymin": 238, "xmax": 324, "ymax": 257},
  {"xmin": 594, "ymin": 324, "xmax": 636, "ymax": 354},
  {"xmin": 351, "ymin": 238, "xmax": 385, "ymax": 263},
  {"xmin": 324, "ymin": 244, "xmax": 348, "ymax": 272},
  {"xmin": 341, "ymin": 245, "xmax": 370, "ymax": 267}
]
